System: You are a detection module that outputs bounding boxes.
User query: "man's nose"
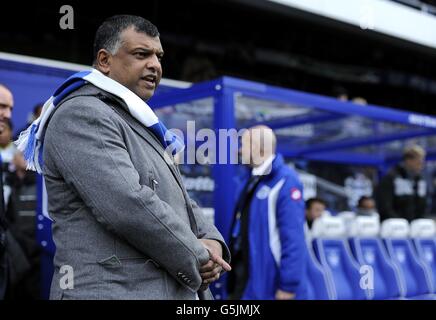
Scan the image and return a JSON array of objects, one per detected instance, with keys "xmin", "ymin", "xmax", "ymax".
[{"xmin": 146, "ymin": 54, "xmax": 161, "ymax": 73}]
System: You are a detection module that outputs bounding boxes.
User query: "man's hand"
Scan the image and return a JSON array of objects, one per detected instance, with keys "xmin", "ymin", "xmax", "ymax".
[
  {"xmin": 199, "ymin": 239, "xmax": 231, "ymax": 290},
  {"xmin": 275, "ymin": 289, "xmax": 296, "ymax": 300}
]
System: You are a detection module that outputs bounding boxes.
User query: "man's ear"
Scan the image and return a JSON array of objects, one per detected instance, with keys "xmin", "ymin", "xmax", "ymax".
[{"xmin": 95, "ymin": 49, "xmax": 111, "ymax": 75}]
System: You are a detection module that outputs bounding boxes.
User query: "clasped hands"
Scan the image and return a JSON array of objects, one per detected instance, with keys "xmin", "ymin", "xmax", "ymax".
[{"xmin": 199, "ymin": 239, "xmax": 231, "ymax": 291}]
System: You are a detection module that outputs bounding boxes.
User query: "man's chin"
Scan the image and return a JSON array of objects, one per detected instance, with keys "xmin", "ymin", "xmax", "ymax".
[{"xmin": 136, "ymin": 89, "xmax": 154, "ymax": 101}]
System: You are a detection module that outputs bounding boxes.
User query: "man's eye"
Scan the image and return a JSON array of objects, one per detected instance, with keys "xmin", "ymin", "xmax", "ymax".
[{"xmin": 135, "ymin": 52, "xmax": 147, "ymax": 58}]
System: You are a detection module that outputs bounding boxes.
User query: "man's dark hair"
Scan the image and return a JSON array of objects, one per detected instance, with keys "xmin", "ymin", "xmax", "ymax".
[
  {"xmin": 403, "ymin": 145, "xmax": 426, "ymax": 161},
  {"xmin": 33, "ymin": 103, "xmax": 43, "ymax": 114},
  {"xmin": 332, "ymin": 85, "xmax": 348, "ymax": 97},
  {"xmin": 93, "ymin": 15, "xmax": 160, "ymax": 64},
  {"xmin": 357, "ymin": 195, "xmax": 373, "ymax": 208},
  {"xmin": 305, "ymin": 197, "xmax": 326, "ymax": 210}
]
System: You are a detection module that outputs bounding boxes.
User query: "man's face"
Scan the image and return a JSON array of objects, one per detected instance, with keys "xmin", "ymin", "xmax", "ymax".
[
  {"xmin": 306, "ymin": 202, "xmax": 325, "ymax": 221},
  {"xmin": 405, "ymin": 156, "xmax": 425, "ymax": 175},
  {"xmin": 239, "ymin": 129, "xmax": 269, "ymax": 167},
  {"xmin": 360, "ymin": 198, "xmax": 375, "ymax": 211},
  {"xmin": 0, "ymin": 86, "xmax": 13, "ymax": 134},
  {"xmin": 102, "ymin": 27, "xmax": 163, "ymax": 101}
]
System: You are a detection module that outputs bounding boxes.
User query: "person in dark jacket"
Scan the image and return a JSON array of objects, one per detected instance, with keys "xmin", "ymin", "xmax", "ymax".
[
  {"xmin": 305, "ymin": 197, "xmax": 327, "ymax": 229},
  {"xmin": 375, "ymin": 145, "xmax": 427, "ymax": 222},
  {"xmin": 0, "ymin": 83, "xmax": 14, "ymax": 299},
  {"xmin": 6, "ymin": 151, "xmax": 40, "ymax": 299}
]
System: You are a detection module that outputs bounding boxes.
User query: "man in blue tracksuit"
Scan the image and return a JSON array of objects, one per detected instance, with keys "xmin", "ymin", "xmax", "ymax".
[{"xmin": 227, "ymin": 125, "xmax": 307, "ymax": 300}]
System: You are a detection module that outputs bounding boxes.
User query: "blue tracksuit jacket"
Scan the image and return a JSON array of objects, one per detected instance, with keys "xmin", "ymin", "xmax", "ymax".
[{"xmin": 230, "ymin": 154, "xmax": 307, "ymax": 300}]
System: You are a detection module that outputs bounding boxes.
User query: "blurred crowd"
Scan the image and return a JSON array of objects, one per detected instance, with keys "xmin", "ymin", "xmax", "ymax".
[
  {"xmin": 306, "ymin": 144, "xmax": 432, "ymax": 234},
  {"xmin": 1, "ymin": 104, "xmax": 41, "ymax": 299}
]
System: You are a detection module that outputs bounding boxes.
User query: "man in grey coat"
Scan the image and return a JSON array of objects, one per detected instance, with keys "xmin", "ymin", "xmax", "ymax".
[{"xmin": 42, "ymin": 15, "xmax": 230, "ymax": 299}]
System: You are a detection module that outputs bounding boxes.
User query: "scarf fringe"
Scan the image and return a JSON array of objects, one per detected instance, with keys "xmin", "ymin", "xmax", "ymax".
[{"xmin": 15, "ymin": 122, "xmax": 39, "ymax": 172}]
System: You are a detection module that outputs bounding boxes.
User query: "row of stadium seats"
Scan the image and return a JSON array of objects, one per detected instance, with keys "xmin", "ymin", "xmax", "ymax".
[{"xmin": 305, "ymin": 215, "xmax": 436, "ymax": 299}]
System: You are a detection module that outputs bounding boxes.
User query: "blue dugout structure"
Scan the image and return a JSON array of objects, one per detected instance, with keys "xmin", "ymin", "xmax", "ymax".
[
  {"xmin": 149, "ymin": 75, "xmax": 436, "ymax": 243},
  {"xmin": 2, "ymin": 53, "xmax": 436, "ymax": 299},
  {"xmin": 149, "ymin": 77, "xmax": 436, "ymax": 298}
]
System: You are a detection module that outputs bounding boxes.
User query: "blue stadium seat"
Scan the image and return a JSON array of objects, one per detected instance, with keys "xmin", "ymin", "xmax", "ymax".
[
  {"xmin": 410, "ymin": 219, "xmax": 436, "ymax": 296},
  {"xmin": 336, "ymin": 211, "xmax": 357, "ymax": 233},
  {"xmin": 305, "ymin": 240, "xmax": 335, "ymax": 300},
  {"xmin": 381, "ymin": 219, "xmax": 434, "ymax": 299},
  {"xmin": 311, "ymin": 215, "xmax": 367, "ymax": 300},
  {"xmin": 305, "ymin": 223, "xmax": 334, "ymax": 300},
  {"xmin": 348, "ymin": 216, "xmax": 402, "ymax": 299}
]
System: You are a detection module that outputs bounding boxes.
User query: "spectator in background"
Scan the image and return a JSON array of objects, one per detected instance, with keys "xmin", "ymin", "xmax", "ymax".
[
  {"xmin": 351, "ymin": 96, "xmax": 368, "ymax": 106},
  {"xmin": 26, "ymin": 103, "xmax": 42, "ymax": 123},
  {"xmin": 14, "ymin": 103, "xmax": 43, "ymax": 141},
  {"xmin": 331, "ymin": 85, "xmax": 368, "ymax": 105},
  {"xmin": 0, "ymin": 84, "xmax": 30, "ymax": 300},
  {"xmin": 356, "ymin": 196, "xmax": 379, "ymax": 218},
  {"xmin": 0, "ymin": 120, "xmax": 20, "ymax": 208},
  {"xmin": 332, "ymin": 85, "xmax": 349, "ymax": 102},
  {"xmin": 375, "ymin": 145, "xmax": 427, "ymax": 222},
  {"xmin": 0, "ymin": 108, "xmax": 40, "ymax": 299},
  {"xmin": 0, "ymin": 120, "xmax": 40, "ymax": 299},
  {"xmin": 6, "ymin": 151, "xmax": 40, "ymax": 299},
  {"xmin": 228, "ymin": 125, "xmax": 307, "ymax": 300},
  {"xmin": 0, "ymin": 83, "xmax": 13, "ymax": 299},
  {"xmin": 32, "ymin": 104, "xmax": 42, "ymax": 120},
  {"xmin": 305, "ymin": 197, "xmax": 327, "ymax": 229}
]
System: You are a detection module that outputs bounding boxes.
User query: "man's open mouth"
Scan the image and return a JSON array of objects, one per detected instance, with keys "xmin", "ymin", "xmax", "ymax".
[{"xmin": 141, "ymin": 75, "xmax": 157, "ymax": 88}]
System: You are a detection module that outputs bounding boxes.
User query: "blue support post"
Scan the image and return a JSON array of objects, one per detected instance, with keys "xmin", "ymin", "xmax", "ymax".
[{"xmin": 36, "ymin": 174, "xmax": 55, "ymax": 300}]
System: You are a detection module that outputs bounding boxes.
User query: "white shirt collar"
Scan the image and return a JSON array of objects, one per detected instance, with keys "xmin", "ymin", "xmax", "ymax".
[{"xmin": 252, "ymin": 154, "xmax": 276, "ymax": 176}]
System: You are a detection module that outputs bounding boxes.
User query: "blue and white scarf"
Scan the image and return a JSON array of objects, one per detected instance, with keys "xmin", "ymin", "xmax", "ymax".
[{"xmin": 15, "ymin": 69, "xmax": 184, "ymax": 173}]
